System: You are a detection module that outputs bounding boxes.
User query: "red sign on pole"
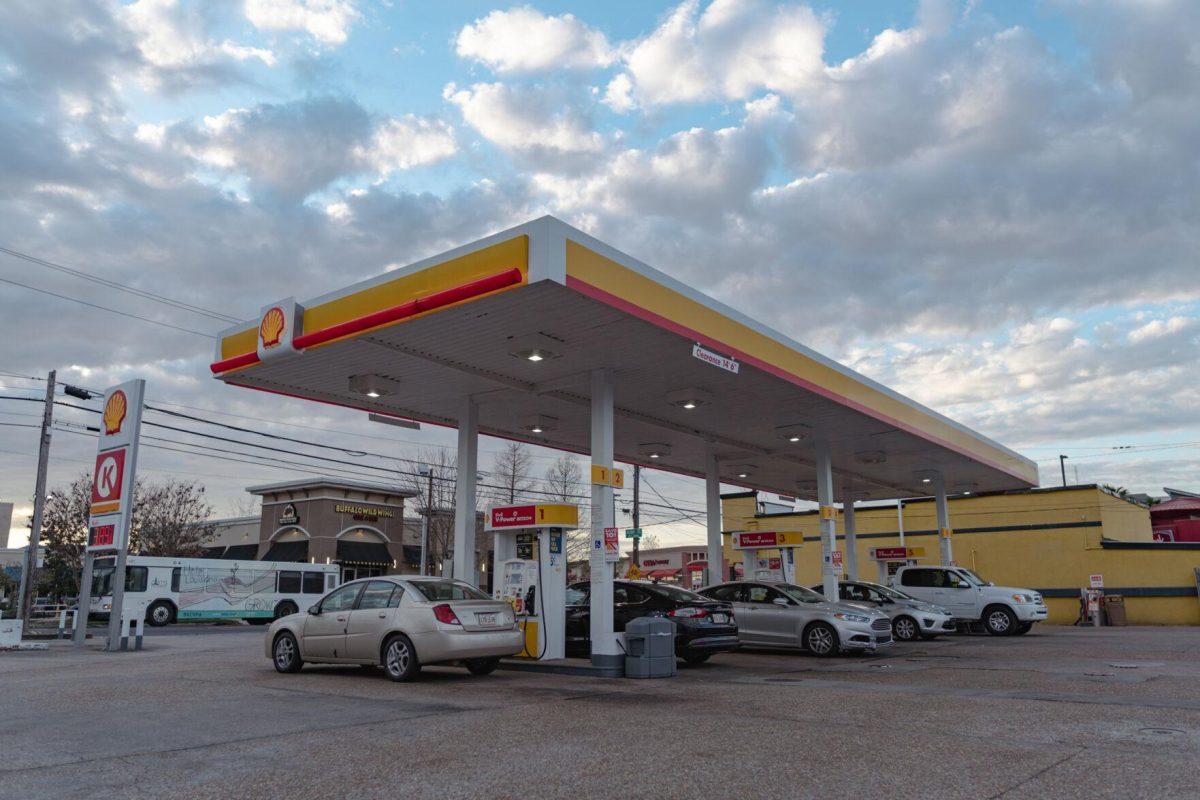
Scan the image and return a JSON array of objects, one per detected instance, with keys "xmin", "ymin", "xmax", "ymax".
[
  {"xmin": 737, "ymin": 531, "xmax": 780, "ymax": 548},
  {"xmin": 604, "ymin": 527, "xmax": 619, "ymax": 562},
  {"xmin": 489, "ymin": 505, "xmax": 537, "ymax": 528},
  {"xmin": 90, "ymin": 447, "xmax": 127, "ymax": 512},
  {"xmin": 873, "ymin": 547, "xmax": 908, "ymax": 560}
]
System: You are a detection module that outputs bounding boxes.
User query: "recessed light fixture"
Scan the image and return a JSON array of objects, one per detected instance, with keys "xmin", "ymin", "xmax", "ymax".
[
  {"xmin": 775, "ymin": 423, "xmax": 811, "ymax": 443},
  {"xmin": 667, "ymin": 387, "xmax": 712, "ymax": 410},
  {"xmin": 855, "ymin": 450, "xmax": 887, "ymax": 465},
  {"xmin": 508, "ymin": 332, "xmax": 564, "ymax": 363},
  {"xmin": 729, "ymin": 464, "xmax": 756, "ymax": 480},
  {"xmin": 348, "ymin": 374, "xmax": 399, "ymax": 398},
  {"xmin": 954, "ymin": 481, "xmax": 978, "ymax": 496},
  {"xmin": 638, "ymin": 443, "xmax": 672, "ymax": 460},
  {"xmin": 522, "ymin": 414, "xmax": 558, "ymax": 434},
  {"xmin": 914, "ymin": 469, "xmax": 940, "ymax": 486}
]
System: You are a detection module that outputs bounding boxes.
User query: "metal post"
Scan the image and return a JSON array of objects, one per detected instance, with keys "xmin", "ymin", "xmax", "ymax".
[
  {"xmin": 935, "ymin": 475, "xmax": 953, "ymax": 566},
  {"xmin": 452, "ymin": 398, "xmax": 478, "ymax": 584},
  {"xmin": 632, "ymin": 464, "xmax": 641, "ymax": 566},
  {"xmin": 588, "ymin": 368, "xmax": 620, "ymax": 668},
  {"xmin": 842, "ymin": 492, "xmax": 859, "ymax": 580},
  {"xmin": 705, "ymin": 451, "xmax": 723, "ymax": 584},
  {"xmin": 420, "ymin": 467, "xmax": 434, "ymax": 576},
  {"xmin": 897, "ymin": 499, "xmax": 905, "ymax": 547},
  {"xmin": 815, "ymin": 440, "xmax": 838, "ymax": 602},
  {"xmin": 1059, "ymin": 455, "xmax": 1068, "ymax": 487},
  {"xmin": 17, "ymin": 370, "xmax": 56, "ymax": 623},
  {"xmin": 72, "ymin": 553, "xmax": 94, "ymax": 645}
]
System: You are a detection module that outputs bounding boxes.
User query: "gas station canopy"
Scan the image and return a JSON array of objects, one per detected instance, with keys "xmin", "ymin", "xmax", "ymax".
[{"xmin": 211, "ymin": 216, "xmax": 1035, "ymax": 501}]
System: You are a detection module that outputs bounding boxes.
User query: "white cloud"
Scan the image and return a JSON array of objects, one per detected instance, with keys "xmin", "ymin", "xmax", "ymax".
[
  {"xmin": 243, "ymin": 0, "xmax": 359, "ymax": 45},
  {"xmin": 444, "ymin": 82, "xmax": 604, "ymax": 156},
  {"xmin": 122, "ymin": 0, "xmax": 276, "ymax": 74},
  {"xmin": 1128, "ymin": 316, "xmax": 1193, "ymax": 343},
  {"xmin": 353, "ymin": 116, "xmax": 457, "ymax": 175},
  {"xmin": 612, "ymin": 0, "xmax": 826, "ymax": 106},
  {"xmin": 602, "ymin": 73, "xmax": 635, "ymax": 113},
  {"xmin": 456, "ymin": 6, "xmax": 614, "ymax": 73}
]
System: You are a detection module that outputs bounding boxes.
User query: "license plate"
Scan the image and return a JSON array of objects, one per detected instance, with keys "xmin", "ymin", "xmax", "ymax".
[
  {"xmin": 712, "ymin": 613, "xmax": 728, "ymax": 624},
  {"xmin": 477, "ymin": 612, "xmax": 497, "ymax": 626}
]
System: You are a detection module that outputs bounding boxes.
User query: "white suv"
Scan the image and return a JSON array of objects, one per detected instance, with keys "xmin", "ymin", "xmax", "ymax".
[{"xmin": 892, "ymin": 566, "xmax": 1047, "ymax": 636}]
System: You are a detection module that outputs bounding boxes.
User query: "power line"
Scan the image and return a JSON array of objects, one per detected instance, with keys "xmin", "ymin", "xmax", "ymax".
[
  {"xmin": 0, "ymin": 276, "xmax": 217, "ymax": 338},
  {"xmin": 0, "ymin": 244, "xmax": 240, "ymax": 322}
]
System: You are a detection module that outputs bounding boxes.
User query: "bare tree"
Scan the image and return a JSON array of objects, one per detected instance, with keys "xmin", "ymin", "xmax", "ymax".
[
  {"xmin": 229, "ymin": 493, "xmax": 261, "ymax": 519},
  {"xmin": 488, "ymin": 441, "xmax": 535, "ymax": 505},
  {"xmin": 399, "ymin": 448, "xmax": 458, "ymax": 572},
  {"xmin": 137, "ymin": 480, "xmax": 214, "ymax": 557},
  {"xmin": 544, "ymin": 454, "xmax": 591, "ymax": 562}
]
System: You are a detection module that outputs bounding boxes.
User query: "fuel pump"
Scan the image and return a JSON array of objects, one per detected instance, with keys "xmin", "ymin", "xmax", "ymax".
[
  {"xmin": 872, "ymin": 546, "xmax": 926, "ymax": 584},
  {"xmin": 486, "ymin": 502, "xmax": 578, "ymax": 661},
  {"xmin": 733, "ymin": 531, "xmax": 804, "ymax": 584}
]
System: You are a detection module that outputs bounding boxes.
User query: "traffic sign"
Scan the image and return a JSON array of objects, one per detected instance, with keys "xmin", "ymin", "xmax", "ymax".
[{"xmin": 625, "ymin": 528, "xmax": 642, "ymax": 539}]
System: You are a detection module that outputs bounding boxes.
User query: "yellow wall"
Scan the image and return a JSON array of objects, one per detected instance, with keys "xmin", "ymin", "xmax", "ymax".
[{"xmin": 723, "ymin": 487, "xmax": 1200, "ymax": 626}]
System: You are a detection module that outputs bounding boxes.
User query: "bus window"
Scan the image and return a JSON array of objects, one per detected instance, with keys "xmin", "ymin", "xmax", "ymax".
[
  {"xmin": 93, "ymin": 566, "xmax": 149, "ymax": 595},
  {"xmin": 278, "ymin": 571, "xmax": 301, "ymax": 594},
  {"xmin": 302, "ymin": 572, "xmax": 324, "ymax": 594},
  {"xmin": 171, "ymin": 567, "xmax": 181, "ymax": 592},
  {"xmin": 326, "ymin": 574, "xmax": 337, "ymax": 591}
]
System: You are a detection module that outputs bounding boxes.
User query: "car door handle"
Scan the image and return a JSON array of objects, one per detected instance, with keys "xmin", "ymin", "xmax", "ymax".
[
  {"xmin": 377, "ymin": 613, "xmax": 387, "ymax": 619},
  {"xmin": 336, "ymin": 615, "xmax": 346, "ymax": 622}
]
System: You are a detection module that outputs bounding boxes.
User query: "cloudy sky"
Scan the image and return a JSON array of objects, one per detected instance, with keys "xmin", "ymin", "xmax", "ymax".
[{"xmin": 1, "ymin": 0, "xmax": 1197, "ymax": 548}]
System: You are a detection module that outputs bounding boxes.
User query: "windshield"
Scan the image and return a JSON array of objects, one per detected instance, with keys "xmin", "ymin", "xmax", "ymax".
[
  {"xmin": 779, "ymin": 584, "xmax": 825, "ymax": 604},
  {"xmin": 642, "ymin": 582, "xmax": 706, "ymax": 603},
  {"xmin": 411, "ymin": 580, "xmax": 490, "ymax": 601},
  {"xmin": 862, "ymin": 581, "xmax": 917, "ymax": 602},
  {"xmin": 959, "ymin": 569, "xmax": 988, "ymax": 587}
]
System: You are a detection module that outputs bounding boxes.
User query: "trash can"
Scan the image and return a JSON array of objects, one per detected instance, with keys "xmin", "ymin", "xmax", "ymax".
[
  {"xmin": 1103, "ymin": 595, "xmax": 1127, "ymax": 626},
  {"xmin": 624, "ymin": 616, "xmax": 676, "ymax": 679}
]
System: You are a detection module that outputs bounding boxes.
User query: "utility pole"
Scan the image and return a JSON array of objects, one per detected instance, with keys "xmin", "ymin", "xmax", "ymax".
[
  {"xmin": 632, "ymin": 464, "xmax": 641, "ymax": 566},
  {"xmin": 17, "ymin": 370, "xmax": 56, "ymax": 623},
  {"xmin": 1059, "ymin": 455, "xmax": 1069, "ymax": 487}
]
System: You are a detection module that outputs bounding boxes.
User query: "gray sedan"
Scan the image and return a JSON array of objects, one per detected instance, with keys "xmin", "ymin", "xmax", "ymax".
[
  {"xmin": 266, "ymin": 576, "xmax": 524, "ymax": 681},
  {"xmin": 815, "ymin": 580, "xmax": 957, "ymax": 641},
  {"xmin": 699, "ymin": 581, "xmax": 893, "ymax": 657}
]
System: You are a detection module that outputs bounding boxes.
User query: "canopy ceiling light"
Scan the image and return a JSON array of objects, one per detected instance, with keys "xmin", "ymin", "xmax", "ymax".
[
  {"xmin": 855, "ymin": 450, "xmax": 887, "ymax": 465},
  {"xmin": 348, "ymin": 374, "xmax": 400, "ymax": 398},
  {"xmin": 775, "ymin": 423, "xmax": 811, "ymax": 443},
  {"xmin": 914, "ymin": 469, "xmax": 940, "ymax": 485},
  {"xmin": 954, "ymin": 481, "xmax": 979, "ymax": 496},
  {"xmin": 638, "ymin": 442, "xmax": 672, "ymax": 460},
  {"xmin": 667, "ymin": 387, "xmax": 712, "ymax": 410},
  {"xmin": 508, "ymin": 332, "xmax": 564, "ymax": 363},
  {"xmin": 522, "ymin": 414, "xmax": 558, "ymax": 434},
  {"xmin": 730, "ymin": 464, "xmax": 756, "ymax": 479}
]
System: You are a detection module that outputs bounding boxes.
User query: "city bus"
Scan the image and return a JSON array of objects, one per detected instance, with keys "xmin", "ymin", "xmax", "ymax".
[{"xmin": 89, "ymin": 555, "xmax": 340, "ymax": 626}]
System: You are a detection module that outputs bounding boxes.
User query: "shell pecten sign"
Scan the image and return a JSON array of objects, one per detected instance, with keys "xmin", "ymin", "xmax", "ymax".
[
  {"xmin": 102, "ymin": 389, "xmax": 127, "ymax": 435},
  {"xmin": 259, "ymin": 306, "xmax": 286, "ymax": 349}
]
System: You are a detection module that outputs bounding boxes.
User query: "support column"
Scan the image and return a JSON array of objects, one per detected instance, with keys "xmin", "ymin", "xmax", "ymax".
[
  {"xmin": 588, "ymin": 369, "xmax": 620, "ymax": 667},
  {"xmin": 705, "ymin": 451, "xmax": 723, "ymax": 584},
  {"xmin": 934, "ymin": 475, "xmax": 953, "ymax": 566},
  {"xmin": 815, "ymin": 440, "xmax": 838, "ymax": 602},
  {"xmin": 453, "ymin": 397, "xmax": 478, "ymax": 584},
  {"xmin": 842, "ymin": 491, "xmax": 859, "ymax": 581}
]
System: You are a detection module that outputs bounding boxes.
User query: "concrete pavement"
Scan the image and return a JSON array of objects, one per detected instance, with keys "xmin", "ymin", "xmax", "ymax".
[{"xmin": 1, "ymin": 625, "xmax": 1198, "ymax": 799}]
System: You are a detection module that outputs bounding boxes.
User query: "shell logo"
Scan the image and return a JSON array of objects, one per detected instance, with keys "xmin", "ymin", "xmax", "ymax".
[
  {"xmin": 103, "ymin": 390, "xmax": 127, "ymax": 436},
  {"xmin": 260, "ymin": 306, "xmax": 286, "ymax": 349}
]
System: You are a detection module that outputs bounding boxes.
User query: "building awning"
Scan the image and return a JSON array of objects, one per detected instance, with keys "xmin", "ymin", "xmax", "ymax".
[
  {"xmin": 401, "ymin": 545, "xmax": 422, "ymax": 565},
  {"xmin": 337, "ymin": 540, "xmax": 393, "ymax": 566},
  {"xmin": 645, "ymin": 568, "xmax": 680, "ymax": 579},
  {"xmin": 261, "ymin": 540, "xmax": 309, "ymax": 563},
  {"xmin": 685, "ymin": 560, "xmax": 708, "ymax": 571},
  {"xmin": 203, "ymin": 546, "xmax": 226, "ymax": 558},
  {"xmin": 222, "ymin": 544, "xmax": 259, "ymax": 560}
]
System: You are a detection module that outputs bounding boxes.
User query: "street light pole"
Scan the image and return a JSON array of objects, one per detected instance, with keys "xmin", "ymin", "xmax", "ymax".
[
  {"xmin": 419, "ymin": 465, "xmax": 434, "ymax": 576},
  {"xmin": 17, "ymin": 370, "xmax": 56, "ymax": 623},
  {"xmin": 632, "ymin": 464, "xmax": 641, "ymax": 566}
]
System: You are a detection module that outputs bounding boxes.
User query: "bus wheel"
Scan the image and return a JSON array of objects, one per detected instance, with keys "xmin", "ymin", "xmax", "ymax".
[
  {"xmin": 146, "ymin": 600, "xmax": 175, "ymax": 627},
  {"xmin": 274, "ymin": 601, "xmax": 299, "ymax": 619}
]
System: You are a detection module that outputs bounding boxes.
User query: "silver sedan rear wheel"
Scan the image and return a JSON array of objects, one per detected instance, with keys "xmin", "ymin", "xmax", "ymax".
[
  {"xmin": 272, "ymin": 632, "xmax": 302, "ymax": 673},
  {"xmin": 384, "ymin": 634, "xmax": 420, "ymax": 682}
]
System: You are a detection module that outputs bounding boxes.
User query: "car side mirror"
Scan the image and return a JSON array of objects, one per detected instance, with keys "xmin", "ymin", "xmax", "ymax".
[
  {"xmin": 308, "ymin": 605, "xmax": 321, "ymax": 615},
  {"xmin": 772, "ymin": 597, "xmax": 790, "ymax": 607}
]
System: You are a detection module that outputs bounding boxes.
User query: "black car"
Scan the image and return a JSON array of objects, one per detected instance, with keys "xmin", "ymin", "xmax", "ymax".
[{"xmin": 565, "ymin": 579, "xmax": 740, "ymax": 664}]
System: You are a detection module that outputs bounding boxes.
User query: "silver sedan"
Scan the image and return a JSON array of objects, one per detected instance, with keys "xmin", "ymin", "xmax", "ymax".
[
  {"xmin": 700, "ymin": 581, "xmax": 893, "ymax": 656},
  {"xmin": 819, "ymin": 580, "xmax": 958, "ymax": 641},
  {"xmin": 266, "ymin": 576, "xmax": 525, "ymax": 681}
]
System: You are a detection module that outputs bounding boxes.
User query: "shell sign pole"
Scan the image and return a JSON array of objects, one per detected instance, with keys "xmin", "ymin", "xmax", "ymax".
[{"xmin": 74, "ymin": 379, "xmax": 145, "ymax": 650}]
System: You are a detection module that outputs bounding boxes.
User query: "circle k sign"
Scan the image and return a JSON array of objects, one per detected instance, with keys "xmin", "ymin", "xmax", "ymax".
[{"xmin": 91, "ymin": 448, "xmax": 127, "ymax": 512}]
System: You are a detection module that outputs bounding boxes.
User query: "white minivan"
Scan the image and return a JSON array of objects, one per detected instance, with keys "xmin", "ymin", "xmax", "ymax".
[{"xmin": 891, "ymin": 565, "xmax": 1047, "ymax": 636}]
